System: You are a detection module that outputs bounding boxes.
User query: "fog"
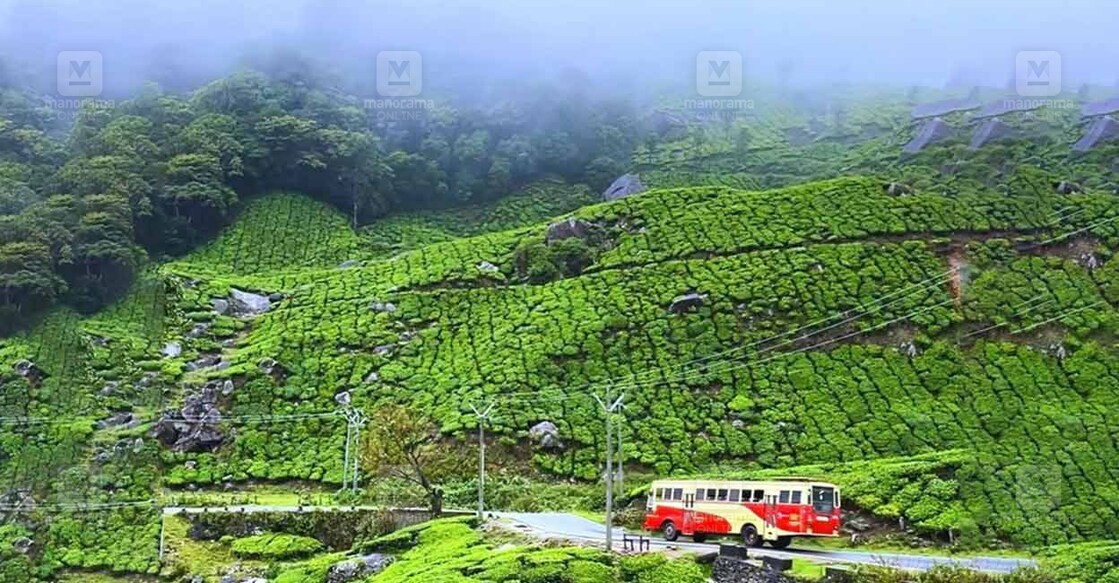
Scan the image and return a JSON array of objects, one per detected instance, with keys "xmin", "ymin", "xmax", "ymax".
[{"xmin": 0, "ymin": 0, "xmax": 1116, "ymax": 100}]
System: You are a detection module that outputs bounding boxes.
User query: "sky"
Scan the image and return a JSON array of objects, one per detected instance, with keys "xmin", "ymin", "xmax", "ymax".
[{"xmin": 0, "ymin": 0, "xmax": 1115, "ymax": 98}]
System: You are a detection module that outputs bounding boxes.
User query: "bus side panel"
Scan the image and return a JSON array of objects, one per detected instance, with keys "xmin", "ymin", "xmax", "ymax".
[
  {"xmin": 644, "ymin": 504, "xmax": 685, "ymax": 531},
  {"xmin": 690, "ymin": 504, "xmax": 733, "ymax": 535}
]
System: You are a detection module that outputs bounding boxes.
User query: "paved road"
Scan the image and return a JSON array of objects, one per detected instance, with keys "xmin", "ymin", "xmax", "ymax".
[{"xmin": 497, "ymin": 513, "xmax": 1038, "ymax": 575}]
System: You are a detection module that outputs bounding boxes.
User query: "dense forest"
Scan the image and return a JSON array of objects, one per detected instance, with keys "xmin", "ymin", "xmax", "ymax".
[{"xmin": 0, "ymin": 70, "xmax": 643, "ymax": 331}]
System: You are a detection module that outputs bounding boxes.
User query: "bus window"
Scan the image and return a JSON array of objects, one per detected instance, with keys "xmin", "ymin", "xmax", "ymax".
[
  {"xmin": 779, "ymin": 491, "xmax": 790, "ymax": 504},
  {"xmin": 729, "ymin": 489, "xmax": 740, "ymax": 502},
  {"xmin": 672, "ymin": 488, "xmax": 683, "ymax": 500},
  {"xmin": 717, "ymin": 489, "xmax": 728, "ymax": 502},
  {"xmin": 707, "ymin": 489, "xmax": 717, "ymax": 501},
  {"xmin": 751, "ymin": 489, "xmax": 764, "ymax": 502},
  {"xmin": 812, "ymin": 486, "xmax": 835, "ymax": 513},
  {"xmin": 696, "ymin": 488, "xmax": 706, "ymax": 501},
  {"xmin": 791, "ymin": 491, "xmax": 802, "ymax": 504},
  {"xmin": 655, "ymin": 488, "xmax": 663, "ymax": 499}
]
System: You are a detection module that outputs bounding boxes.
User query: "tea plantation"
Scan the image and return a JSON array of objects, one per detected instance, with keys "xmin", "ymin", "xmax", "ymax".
[{"xmin": 1, "ymin": 171, "xmax": 1118, "ymax": 579}]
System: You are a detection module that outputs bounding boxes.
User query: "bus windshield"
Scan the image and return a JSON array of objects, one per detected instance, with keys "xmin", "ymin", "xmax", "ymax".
[{"xmin": 812, "ymin": 486, "xmax": 836, "ymax": 514}]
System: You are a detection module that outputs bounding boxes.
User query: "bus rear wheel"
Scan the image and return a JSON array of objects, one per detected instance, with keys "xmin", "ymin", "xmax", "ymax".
[
  {"xmin": 741, "ymin": 525, "xmax": 762, "ymax": 547},
  {"xmin": 692, "ymin": 533, "xmax": 708, "ymax": 543},
  {"xmin": 662, "ymin": 521, "xmax": 679, "ymax": 542},
  {"xmin": 769, "ymin": 536, "xmax": 792, "ymax": 549}
]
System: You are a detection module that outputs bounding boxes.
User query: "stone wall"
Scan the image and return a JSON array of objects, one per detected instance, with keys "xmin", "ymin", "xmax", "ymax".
[{"xmin": 712, "ymin": 557, "xmax": 798, "ymax": 583}]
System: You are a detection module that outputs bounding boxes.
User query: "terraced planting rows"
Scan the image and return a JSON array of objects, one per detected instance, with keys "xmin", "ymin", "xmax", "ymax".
[{"xmin": 1, "ymin": 175, "xmax": 1117, "ymax": 578}]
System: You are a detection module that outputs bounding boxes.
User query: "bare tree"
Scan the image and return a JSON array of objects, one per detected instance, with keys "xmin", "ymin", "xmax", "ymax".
[{"xmin": 359, "ymin": 404, "xmax": 466, "ymax": 515}]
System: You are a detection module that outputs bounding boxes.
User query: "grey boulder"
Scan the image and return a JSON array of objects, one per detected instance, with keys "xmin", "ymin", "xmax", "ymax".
[
  {"xmin": 228, "ymin": 289, "xmax": 272, "ymax": 317},
  {"xmin": 602, "ymin": 173, "xmax": 646, "ymax": 201}
]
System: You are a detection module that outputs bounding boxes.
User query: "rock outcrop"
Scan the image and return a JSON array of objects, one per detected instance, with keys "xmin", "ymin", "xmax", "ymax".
[
  {"xmin": 669, "ymin": 292, "xmax": 707, "ymax": 314},
  {"xmin": 228, "ymin": 289, "xmax": 272, "ymax": 317},
  {"xmin": 602, "ymin": 174, "xmax": 646, "ymax": 201},
  {"xmin": 327, "ymin": 554, "xmax": 395, "ymax": 583},
  {"xmin": 153, "ymin": 386, "xmax": 224, "ymax": 452},
  {"xmin": 545, "ymin": 218, "xmax": 594, "ymax": 244},
  {"xmin": 529, "ymin": 421, "xmax": 561, "ymax": 449}
]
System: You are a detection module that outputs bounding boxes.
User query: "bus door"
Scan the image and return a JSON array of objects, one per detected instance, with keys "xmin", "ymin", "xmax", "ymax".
[
  {"xmin": 763, "ymin": 494, "xmax": 779, "ymax": 540},
  {"xmin": 682, "ymin": 492, "xmax": 696, "ymax": 535}
]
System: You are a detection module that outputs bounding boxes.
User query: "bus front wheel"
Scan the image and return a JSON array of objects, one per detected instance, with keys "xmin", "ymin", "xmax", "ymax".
[
  {"xmin": 769, "ymin": 536, "xmax": 792, "ymax": 549},
  {"xmin": 662, "ymin": 521, "xmax": 679, "ymax": 542},
  {"xmin": 741, "ymin": 525, "xmax": 762, "ymax": 547}
]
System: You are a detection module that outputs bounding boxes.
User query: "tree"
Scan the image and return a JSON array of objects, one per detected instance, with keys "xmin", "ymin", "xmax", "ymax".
[{"xmin": 359, "ymin": 405, "xmax": 467, "ymax": 515}]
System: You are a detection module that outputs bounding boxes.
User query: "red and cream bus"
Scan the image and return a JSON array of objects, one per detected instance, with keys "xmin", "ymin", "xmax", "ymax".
[{"xmin": 643, "ymin": 478, "xmax": 841, "ymax": 548}]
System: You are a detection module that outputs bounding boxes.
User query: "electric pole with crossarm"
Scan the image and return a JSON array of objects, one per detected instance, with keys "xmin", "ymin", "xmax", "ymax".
[
  {"xmin": 594, "ymin": 388, "xmax": 625, "ymax": 551},
  {"xmin": 470, "ymin": 401, "xmax": 496, "ymax": 520}
]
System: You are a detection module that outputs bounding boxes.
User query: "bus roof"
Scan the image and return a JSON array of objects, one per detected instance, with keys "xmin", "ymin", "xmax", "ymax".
[{"xmin": 651, "ymin": 477, "xmax": 838, "ymax": 487}]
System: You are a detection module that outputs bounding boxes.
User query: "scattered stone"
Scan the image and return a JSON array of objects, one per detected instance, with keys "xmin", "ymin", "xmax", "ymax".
[
  {"xmin": 373, "ymin": 345, "xmax": 395, "ymax": 357},
  {"xmin": 162, "ymin": 342, "xmax": 182, "ymax": 358},
  {"xmin": 221, "ymin": 380, "xmax": 235, "ymax": 396},
  {"xmin": 13, "ymin": 360, "xmax": 37, "ymax": 378},
  {"xmin": 153, "ymin": 388, "xmax": 224, "ymax": 452},
  {"xmin": 602, "ymin": 173, "xmax": 646, "ymax": 201},
  {"xmin": 529, "ymin": 421, "xmax": 562, "ymax": 450},
  {"xmin": 334, "ymin": 391, "xmax": 352, "ymax": 406},
  {"xmin": 370, "ymin": 301, "xmax": 397, "ymax": 314},
  {"xmin": 228, "ymin": 289, "xmax": 272, "ymax": 318},
  {"xmin": 364, "ymin": 371, "xmax": 380, "ymax": 384},
  {"xmin": 338, "ymin": 260, "xmax": 361, "ymax": 269},
  {"xmin": 90, "ymin": 335, "xmax": 110, "ymax": 347},
  {"xmin": 545, "ymin": 218, "xmax": 594, "ymax": 244},
  {"xmin": 477, "ymin": 261, "xmax": 500, "ymax": 273},
  {"xmin": 1054, "ymin": 181, "xmax": 1084, "ymax": 195},
  {"xmin": 212, "ymin": 299, "xmax": 230, "ymax": 315},
  {"xmin": 132, "ymin": 438, "xmax": 145, "ymax": 453},
  {"xmin": 96, "ymin": 411, "xmax": 135, "ymax": 429},
  {"xmin": 327, "ymin": 554, "xmax": 395, "ymax": 583},
  {"xmin": 185, "ymin": 460, "xmax": 198, "ymax": 470},
  {"xmin": 187, "ymin": 323, "xmax": 211, "ymax": 338},
  {"xmin": 191, "ymin": 354, "xmax": 223, "ymax": 370},
  {"xmin": 712, "ymin": 556, "xmax": 796, "ymax": 583},
  {"xmin": 885, "ymin": 182, "xmax": 914, "ymax": 196},
  {"xmin": 268, "ymin": 292, "xmax": 284, "ymax": 302},
  {"xmin": 1047, "ymin": 343, "xmax": 1069, "ymax": 360},
  {"xmin": 258, "ymin": 358, "xmax": 281, "ymax": 375},
  {"xmin": 899, "ymin": 341, "xmax": 918, "ymax": 358},
  {"xmin": 668, "ymin": 292, "xmax": 707, "ymax": 314},
  {"xmin": 100, "ymin": 381, "xmax": 120, "ymax": 396},
  {"xmin": 1079, "ymin": 252, "xmax": 1100, "ymax": 270},
  {"xmin": 11, "ymin": 536, "xmax": 32, "ymax": 554}
]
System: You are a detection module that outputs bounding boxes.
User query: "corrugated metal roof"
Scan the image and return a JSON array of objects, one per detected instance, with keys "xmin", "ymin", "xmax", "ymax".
[
  {"xmin": 1081, "ymin": 98, "xmax": 1119, "ymax": 118},
  {"xmin": 969, "ymin": 118, "xmax": 1013, "ymax": 150},
  {"xmin": 911, "ymin": 97, "xmax": 981, "ymax": 120},
  {"xmin": 973, "ymin": 99, "xmax": 1044, "ymax": 120},
  {"xmin": 1073, "ymin": 116, "xmax": 1119, "ymax": 152},
  {"xmin": 903, "ymin": 118, "xmax": 953, "ymax": 154}
]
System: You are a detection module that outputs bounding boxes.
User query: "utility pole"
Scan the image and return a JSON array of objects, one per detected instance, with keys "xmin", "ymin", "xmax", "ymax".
[
  {"xmin": 469, "ymin": 401, "xmax": 495, "ymax": 520},
  {"xmin": 594, "ymin": 388, "xmax": 625, "ymax": 551},
  {"xmin": 616, "ymin": 412, "xmax": 625, "ymax": 495},
  {"xmin": 339, "ymin": 407, "xmax": 367, "ymax": 494}
]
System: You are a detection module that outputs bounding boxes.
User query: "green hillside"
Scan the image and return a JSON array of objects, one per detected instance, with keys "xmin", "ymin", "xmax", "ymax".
[{"xmin": 2, "ymin": 169, "xmax": 1118, "ymax": 579}]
